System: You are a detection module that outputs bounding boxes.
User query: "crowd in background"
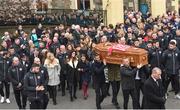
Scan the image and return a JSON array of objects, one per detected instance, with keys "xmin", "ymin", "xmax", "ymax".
[
  {"xmin": 0, "ymin": 10, "xmax": 103, "ymax": 26},
  {"xmin": 0, "ymin": 10, "xmax": 179, "ymax": 109}
]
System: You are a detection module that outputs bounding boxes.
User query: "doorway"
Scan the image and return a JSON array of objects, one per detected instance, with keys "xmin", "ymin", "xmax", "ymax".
[{"xmin": 77, "ymin": 0, "xmax": 90, "ymax": 10}]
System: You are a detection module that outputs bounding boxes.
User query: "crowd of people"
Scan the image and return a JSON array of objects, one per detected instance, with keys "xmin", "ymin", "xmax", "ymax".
[
  {"xmin": 0, "ymin": 10, "xmax": 180, "ymax": 109},
  {"xmin": 0, "ymin": 10, "xmax": 103, "ymax": 27}
]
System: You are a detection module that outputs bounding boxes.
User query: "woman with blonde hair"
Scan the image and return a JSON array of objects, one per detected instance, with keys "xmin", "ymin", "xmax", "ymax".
[{"xmin": 44, "ymin": 52, "xmax": 61, "ymax": 105}]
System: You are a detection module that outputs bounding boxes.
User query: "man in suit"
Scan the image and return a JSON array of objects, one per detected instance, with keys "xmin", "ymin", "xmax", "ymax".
[{"xmin": 143, "ymin": 67, "xmax": 166, "ymax": 109}]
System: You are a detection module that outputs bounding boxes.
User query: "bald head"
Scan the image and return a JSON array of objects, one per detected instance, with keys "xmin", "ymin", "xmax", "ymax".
[
  {"xmin": 34, "ymin": 57, "xmax": 41, "ymax": 65},
  {"xmin": 60, "ymin": 45, "xmax": 66, "ymax": 53}
]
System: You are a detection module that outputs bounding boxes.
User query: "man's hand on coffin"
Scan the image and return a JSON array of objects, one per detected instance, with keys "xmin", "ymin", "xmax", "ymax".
[
  {"xmin": 137, "ymin": 64, "xmax": 142, "ymax": 69},
  {"xmin": 103, "ymin": 59, "xmax": 106, "ymax": 65}
]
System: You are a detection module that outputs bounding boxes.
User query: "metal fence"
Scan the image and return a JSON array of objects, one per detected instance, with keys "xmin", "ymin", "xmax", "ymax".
[{"xmin": 0, "ymin": 9, "xmax": 107, "ymax": 27}]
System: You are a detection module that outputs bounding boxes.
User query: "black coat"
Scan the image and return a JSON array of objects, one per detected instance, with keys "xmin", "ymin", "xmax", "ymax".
[
  {"xmin": 8, "ymin": 64, "xmax": 26, "ymax": 90},
  {"xmin": 162, "ymin": 48, "xmax": 180, "ymax": 75},
  {"xmin": 40, "ymin": 65, "xmax": 49, "ymax": 86},
  {"xmin": 57, "ymin": 52, "xmax": 68, "ymax": 75},
  {"xmin": 77, "ymin": 61, "xmax": 91, "ymax": 83},
  {"xmin": 49, "ymin": 42, "xmax": 60, "ymax": 55},
  {"xmin": 120, "ymin": 66, "xmax": 137, "ymax": 90},
  {"xmin": 67, "ymin": 60, "xmax": 79, "ymax": 86},
  {"xmin": 0, "ymin": 56, "xmax": 10, "ymax": 81},
  {"xmin": 24, "ymin": 71, "xmax": 46, "ymax": 101},
  {"xmin": 143, "ymin": 77, "xmax": 165, "ymax": 109},
  {"xmin": 92, "ymin": 61, "xmax": 106, "ymax": 84},
  {"xmin": 136, "ymin": 65, "xmax": 150, "ymax": 83},
  {"xmin": 148, "ymin": 47, "xmax": 163, "ymax": 69},
  {"xmin": 21, "ymin": 60, "xmax": 31, "ymax": 72}
]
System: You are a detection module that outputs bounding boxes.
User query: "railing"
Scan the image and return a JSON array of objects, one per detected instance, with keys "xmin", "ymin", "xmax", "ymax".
[{"xmin": 0, "ymin": 9, "xmax": 107, "ymax": 27}]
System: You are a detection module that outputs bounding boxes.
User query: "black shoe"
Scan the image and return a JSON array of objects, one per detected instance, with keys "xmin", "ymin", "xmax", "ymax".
[
  {"xmin": 84, "ymin": 96, "xmax": 87, "ymax": 100},
  {"xmin": 107, "ymin": 93, "xmax": 111, "ymax": 96},
  {"xmin": 58, "ymin": 87, "xmax": 61, "ymax": 91},
  {"xmin": 70, "ymin": 97, "xmax": 74, "ymax": 102},
  {"xmin": 115, "ymin": 104, "xmax": 120, "ymax": 109},
  {"xmin": 53, "ymin": 101, "xmax": 57, "ymax": 105},
  {"xmin": 73, "ymin": 95, "xmax": 77, "ymax": 99},
  {"xmin": 97, "ymin": 105, "xmax": 102, "ymax": 109},
  {"xmin": 169, "ymin": 89, "xmax": 175, "ymax": 92},
  {"xmin": 62, "ymin": 92, "xmax": 65, "ymax": 96},
  {"xmin": 112, "ymin": 100, "xmax": 119, "ymax": 106},
  {"xmin": 53, "ymin": 99, "xmax": 57, "ymax": 105}
]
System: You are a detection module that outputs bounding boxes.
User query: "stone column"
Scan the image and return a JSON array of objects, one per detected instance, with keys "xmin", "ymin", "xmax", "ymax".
[
  {"xmin": 90, "ymin": 0, "xmax": 95, "ymax": 10},
  {"xmin": 70, "ymin": 0, "xmax": 78, "ymax": 9},
  {"xmin": 103, "ymin": 0, "xmax": 124, "ymax": 25},
  {"xmin": 151, "ymin": 0, "xmax": 166, "ymax": 17},
  {"xmin": 172, "ymin": 0, "xmax": 179, "ymax": 14}
]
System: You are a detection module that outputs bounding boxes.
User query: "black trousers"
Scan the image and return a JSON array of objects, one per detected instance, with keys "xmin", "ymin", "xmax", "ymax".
[
  {"xmin": 110, "ymin": 81, "xmax": 120, "ymax": 103},
  {"xmin": 135, "ymin": 80, "xmax": 144, "ymax": 108},
  {"xmin": 0, "ymin": 81, "xmax": 10, "ymax": 98},
  {"xmin": 43, "ymin": 93, "xmax": 49, "ymax": 109},
  {"xmin": 165, "ymin": 74, "xmax": 179, "ymax": 95},
  {"xmin": 122, "ymin": 89, "xmax": 138, "ymax": 109},
  {"xmin": 105, "ymin": 82, "xmax": 110, "ymax": 95},
  {"xmin": 69, "ymin": 82, "xmax": 77, "ymax": 98},
  {"xmin": 47, "ymin": 85, "xmax": 57, "ymax": 104},
  {"xmin": 95, "ymin": 82, "xmax": 106, "ymax": 108},
  {"xmin": 13, "ymin": 89, "xmax": 27, "ymax": 109},
  {"xmin": 29, "ymin": 99, "xmax": 44, "ymax": 109},
  {"xmin": 60, "ymin": 74, "xmax": 67, "ymax": 95}
]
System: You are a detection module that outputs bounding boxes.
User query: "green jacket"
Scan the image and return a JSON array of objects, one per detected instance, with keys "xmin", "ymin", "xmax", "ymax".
[{"xmin": 107, "ymin": 64, "xmax": 121, "ymax": 81}]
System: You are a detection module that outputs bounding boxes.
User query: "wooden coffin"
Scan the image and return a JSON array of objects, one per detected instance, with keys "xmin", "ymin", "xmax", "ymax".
[{"xmin": 94, "ymin": 43, "xmax": 148, "ymax": 67}]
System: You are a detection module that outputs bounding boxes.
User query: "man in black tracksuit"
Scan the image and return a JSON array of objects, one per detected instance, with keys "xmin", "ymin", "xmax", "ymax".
[
  {"xmin": 148, "ymin": 40, "xmax": 165, "ymax": 87},
  {"xmin": 120, "ymin": 58, "xmax": 141, "ymax": 109},
  {"xmin": 148, "ymin": 40, "xmax": 163, "ymax": 70},
  {"xmin": 162, "ymin": 40, "xmax": 180, "ymax": 99},
  {"xmin": 92, "ymin": 54, "xmax": 107, "ymax": 109},
  {"xmin": 34, "ymin": 57, "xmax": 49, "ymax": 109},
  {"xmin": 24, "ymin": 64, "xmax": 47, "ymax": 109},
  {"xmin": 0, "ymin": 51, "xmax": 11, "ymax": 103},
  {"xmin": 8, "ymin": 57, "xmax": 27, "ymax": 109}
]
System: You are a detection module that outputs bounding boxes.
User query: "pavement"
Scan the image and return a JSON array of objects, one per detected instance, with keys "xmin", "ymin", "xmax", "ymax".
[{"xmin": 0, "ymin": 84, "xmax": 180, "ymax": 109}]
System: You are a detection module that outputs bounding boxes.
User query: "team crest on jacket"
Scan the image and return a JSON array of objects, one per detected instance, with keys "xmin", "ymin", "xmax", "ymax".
[
  {"xmin": 37, "ymin": 76, "xmax": 40, "ymax": 79},
  {"xmin": 7, "ymin": 61, "xmax": 9, "ymax": 64},
  {"xmin": 19, "ymin": 68, "xmax": 22, "ymax": 71},
  {"xmin": 41, "ymin": 70, "xmax": 44, "ymax": 73},
  {"xmin": 29, "ymin": 76, "xmax": 33, "ymax": 79},
  {"xmin": 168, "ymin": 54, "xmax": 172, "ymax": 57},
  {"xmin": 175, "ymin": 53, "xmax": 178, "ymax": 56},
  {"xmin": 12, "ymin": 69, "xmax": 15, "ymax": 72},
  {"xmin": 26, "ymin": 64, "xmax": 28, "ymax": 67}
]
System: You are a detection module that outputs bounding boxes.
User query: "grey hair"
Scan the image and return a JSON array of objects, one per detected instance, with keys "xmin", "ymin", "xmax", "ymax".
[{"xmin": 152, "ymin": 67, "xmax": 162, "ymax": 74}]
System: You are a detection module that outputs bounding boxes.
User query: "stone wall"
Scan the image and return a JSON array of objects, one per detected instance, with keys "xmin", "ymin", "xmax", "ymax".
[{"xmin": 51, "ymin": 0, "xmax": 71, "ymax": 9}]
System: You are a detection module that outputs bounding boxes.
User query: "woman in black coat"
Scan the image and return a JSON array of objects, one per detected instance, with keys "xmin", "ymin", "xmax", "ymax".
[
  {"xmin": 67, "ymin": 51, "xmax": 79, "ymax": 102},
  {"xmin": 77, "ymin": 54, "xmax": 91, "ymax": 99}
]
